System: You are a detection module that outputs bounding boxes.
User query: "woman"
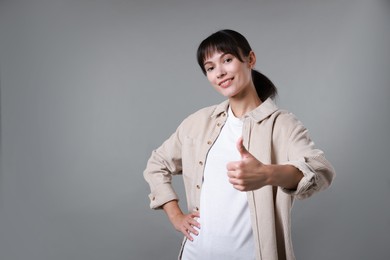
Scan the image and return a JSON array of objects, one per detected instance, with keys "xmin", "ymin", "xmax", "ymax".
[{"xmin": 144, "ymin": 29, "xmax": 335, "ymax": 260}]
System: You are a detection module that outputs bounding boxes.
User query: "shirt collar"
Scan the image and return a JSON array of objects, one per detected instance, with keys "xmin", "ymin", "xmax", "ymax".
[{"xmin": 211, "ymin": 98, "xmax": 279, "ymax": 123}]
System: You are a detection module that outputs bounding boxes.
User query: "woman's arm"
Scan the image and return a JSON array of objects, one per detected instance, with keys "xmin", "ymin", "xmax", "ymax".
[
  {"xmin": 227, "ymin": 113, "xmax": 335, "ymax": 198},
  {"xmin": 162, "ymin": 200, "xmax": 200, "ymax": 241},
  {"xmin": 144, "ymin": 128, "xmax": 183, "ymax": 209},
  {"xmin": 226, "ymin": 137, "xmax": 304, "ymax": 191}
]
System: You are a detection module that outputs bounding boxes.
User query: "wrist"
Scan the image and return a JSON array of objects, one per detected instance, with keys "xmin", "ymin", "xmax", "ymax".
[
  {"xmin": 265, "ymin": 164, "xmax": 278, "ymax": 186},
  {"xmin": 267, "ymin": 164, "xmax": 302, "ymax": 190},
  {"xmin": 163, "ymin": 200, "xmax": 183, "ymax": 220}
]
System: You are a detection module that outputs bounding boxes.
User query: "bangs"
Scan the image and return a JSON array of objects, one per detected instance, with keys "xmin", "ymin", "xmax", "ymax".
[{"xmin": 197, "ymin": 31, "xmax": 246, "ymax": 74}]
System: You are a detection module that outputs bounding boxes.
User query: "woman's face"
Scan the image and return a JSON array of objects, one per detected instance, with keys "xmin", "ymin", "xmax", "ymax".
[{"xmin": 203, "ymin": 51, "xmax": 255, "ymax": 98}]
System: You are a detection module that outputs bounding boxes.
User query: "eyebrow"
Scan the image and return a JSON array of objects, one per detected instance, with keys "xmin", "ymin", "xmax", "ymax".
[{"xmin": 203, "ymin": 53, "xmax": 230, "ymax": 66}]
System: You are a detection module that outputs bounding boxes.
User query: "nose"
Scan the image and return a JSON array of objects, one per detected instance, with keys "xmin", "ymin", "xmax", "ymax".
[{"xmin": 216, "ymin": 66, "xmax": 226, "ymax": 79}]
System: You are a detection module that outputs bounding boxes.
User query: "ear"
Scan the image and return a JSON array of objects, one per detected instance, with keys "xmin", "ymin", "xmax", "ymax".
[{"xmin": 248, "ymin": 51, "xmax": 256, "ymax": 68}]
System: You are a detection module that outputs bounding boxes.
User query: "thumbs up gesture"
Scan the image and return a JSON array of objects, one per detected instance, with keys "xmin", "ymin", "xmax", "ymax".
[{"xmin": 226, "ymin": 137, "xmax": 271, "ymax": 191}]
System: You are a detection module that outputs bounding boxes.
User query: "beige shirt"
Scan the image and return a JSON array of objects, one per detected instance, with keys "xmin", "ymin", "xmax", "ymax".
[{"xmin": 144, "ymin": 98, "xmax": 335, "ymax": 260}]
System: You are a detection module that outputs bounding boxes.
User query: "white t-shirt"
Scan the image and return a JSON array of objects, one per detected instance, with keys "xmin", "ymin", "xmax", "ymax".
[{"xmin": 182, "ymin": 106, "xmax": 255, "ymax": 260}]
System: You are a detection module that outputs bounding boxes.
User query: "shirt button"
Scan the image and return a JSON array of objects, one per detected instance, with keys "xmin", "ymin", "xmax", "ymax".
[
  {"xmin": 196, "ymin": 184, "xmax": 201, "ymax": 189},
  {"xmin": 198, "ymin": 161, "xmax": 203, "ymax": 166},
  {"xmin": 195, "ymin": 207, "xmax": 199, "ymax": 211},
  {"xmin": 217, "ymin": 122, "xmax": 221, "ymax": 127},
  {"xmin": 152, "ymin": 197, "xmax": 155, "ymax": 201},
  {"xmin": 207, "ymin": 140, "xmax": 212, "ymax": 145}
]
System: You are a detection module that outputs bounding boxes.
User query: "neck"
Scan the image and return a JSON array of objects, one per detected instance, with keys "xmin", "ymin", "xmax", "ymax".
[{"xmin": 229, "ymin": 87, "xmax": 262, "ymax": 118}]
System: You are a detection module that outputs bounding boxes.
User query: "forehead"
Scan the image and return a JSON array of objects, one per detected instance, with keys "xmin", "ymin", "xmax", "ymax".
[{"xmin": 203, "ymin": 51, "xmax": 230, "ymax": 64}]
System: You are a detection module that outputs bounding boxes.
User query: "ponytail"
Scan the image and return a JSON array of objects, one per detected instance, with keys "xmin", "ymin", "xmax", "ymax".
[{"xmin": 251, "ymin": 69, "xmax": 278, "ymax": 102}]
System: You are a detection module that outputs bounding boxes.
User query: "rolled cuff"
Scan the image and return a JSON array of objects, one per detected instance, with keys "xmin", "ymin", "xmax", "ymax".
[
  {"xmin": 148, "ymin": 183, "xmax": 179, "ymax": 209},
  {"xmin": 281, "ymin": 159, "xmax": 318, "ymax": 199}
]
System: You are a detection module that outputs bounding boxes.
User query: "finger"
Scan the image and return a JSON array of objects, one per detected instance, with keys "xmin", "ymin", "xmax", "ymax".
[
  {"xmin": 182, "ymin": 228, "xmax": 195, "ymax": 241},
  {"xmin": 229, "ymin": 176, "xmax": 244, "ymax": 185},
  {"xmin": 186, "ymin": 224, "xmax": 199, "ymax": 236},
  {"xmin": 233, "ymin": 184, "xmax": 246, "ymax": 191},
  {"xmin": 187, "ymin": 217, "xmax": 201, "ymax": 229},
  {"xmin": 227, "ymin": 161, "xmax": 243, "ymax": 171},
  {"xmin": 226, "ymin": 161, "xmax": 236, "ymax": 171},
  {"xmin": 236, "ymin": 137, "xmax": 250, "ymax": 159},
  {"xmin": 183, "ymin": 220, "xmax": 199, "ymax": 240},
  {"xmin": 180, "ymin": 223, "xmax": 195, "ymax": 241},
  {"xmin": 189, "ymin": 212, "xmax": 200, "ymax": 226},
  {"xmin": 190, "ymin": 211, "xmax": 200, "ymax": 218},
  {"xmin": 228, "ymin": 177, "xmax": 236, "ymax": 185}
]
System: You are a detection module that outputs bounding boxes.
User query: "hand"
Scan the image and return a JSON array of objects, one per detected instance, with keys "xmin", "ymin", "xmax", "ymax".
[
  {"xmin": 226, "ymin": 137, "xmax": 271, "ymax": 191},
  {"xmin": 170, "ymin": 211, "xmax": 200, "ymax": 241}
]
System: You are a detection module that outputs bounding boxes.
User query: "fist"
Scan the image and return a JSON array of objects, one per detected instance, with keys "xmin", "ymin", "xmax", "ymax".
[{"xmin": 226, "ymin": 137, "xmax": 270, "ymax": 191}]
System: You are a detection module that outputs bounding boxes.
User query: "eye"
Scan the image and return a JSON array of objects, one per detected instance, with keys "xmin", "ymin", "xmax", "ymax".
[
  {"xmin": 205, "ymin": 66, "xmax": 214, "ymax": 72},
  {"xmin": 224, "ymin": 57, "xmax": 233, "ymax": 63}
]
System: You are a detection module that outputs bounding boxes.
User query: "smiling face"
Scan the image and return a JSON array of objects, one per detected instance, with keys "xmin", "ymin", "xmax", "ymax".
[{"xmin": 203, "ymin": 51, "xmax": 256, "ymax": 99}]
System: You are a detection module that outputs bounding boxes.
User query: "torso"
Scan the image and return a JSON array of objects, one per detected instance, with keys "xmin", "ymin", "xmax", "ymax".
[{"xmin": 181, "ymin": 106, "xmax": 255, "ymax": 260}]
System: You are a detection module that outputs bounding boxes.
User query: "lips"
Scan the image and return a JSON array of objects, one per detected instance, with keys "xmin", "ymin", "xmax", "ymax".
[{"xmin": 218, "ymin": 77, "xmax": 234, "ymax": 88}]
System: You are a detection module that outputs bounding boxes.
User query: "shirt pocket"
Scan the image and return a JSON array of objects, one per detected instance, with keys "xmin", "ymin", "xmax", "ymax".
[{"xmin": 181, "ymin": 136, "xmax": 202, "ymax": 180}]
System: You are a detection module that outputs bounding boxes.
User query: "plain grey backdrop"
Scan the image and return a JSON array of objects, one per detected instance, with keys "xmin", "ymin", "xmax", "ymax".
[{"xmin": 1, "ymin": 0, "xmax": 389, "ymax": 259}]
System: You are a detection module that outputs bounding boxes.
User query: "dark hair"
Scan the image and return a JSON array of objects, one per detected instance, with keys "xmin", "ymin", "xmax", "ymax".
[{"xmin": 196, "ymin": 29, "xmax": 277, "ymax": 101}]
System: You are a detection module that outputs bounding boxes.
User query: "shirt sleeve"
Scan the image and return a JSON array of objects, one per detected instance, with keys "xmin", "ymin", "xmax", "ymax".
[
  {"xmin": 143, "ymin": 126, "xmax": 183, "ymax": 209},
  {"xmin": 279, "ymin": 114, "xmax": 335, "ymax": 199}
]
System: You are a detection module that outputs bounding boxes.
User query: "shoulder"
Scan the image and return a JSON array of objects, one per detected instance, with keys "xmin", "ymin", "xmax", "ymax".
[
  {"xmin": 180, "ymin": 100, "xmax": 228, "ymax": 127},
  {"xmin": 187, "ymin": 104, "xmax": 218, "ymax": 120},
  {"xmin": 172, "ymin": 104, "xmax": 217, "ymax": 142},
  {"xmin": 270, "ymin": 109, "xmax": 308, "ymax": 139},
  {"xmin": 273, "ymin": 109, "xmax": 302, "ymax": 126}
]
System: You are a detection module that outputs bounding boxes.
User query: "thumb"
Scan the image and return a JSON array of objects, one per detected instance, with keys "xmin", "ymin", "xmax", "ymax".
[{"xmin": 236, "ymin": 137, "xmax": 251, "ymax": 159}]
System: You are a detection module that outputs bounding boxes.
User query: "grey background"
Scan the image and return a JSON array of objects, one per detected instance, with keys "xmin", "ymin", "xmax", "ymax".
[{"xmin": 0, "ymin": 0, "xmax": 389, "ymax": 259}]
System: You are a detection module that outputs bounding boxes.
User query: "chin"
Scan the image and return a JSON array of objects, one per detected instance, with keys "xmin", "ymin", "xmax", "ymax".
[
  {"xmin": 225, "ymin": 90, "xmax": 241, "ymax": 98},
  {"xmin": 219, "ymin": 91, "xmax": 234, "ymax": 98}
]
